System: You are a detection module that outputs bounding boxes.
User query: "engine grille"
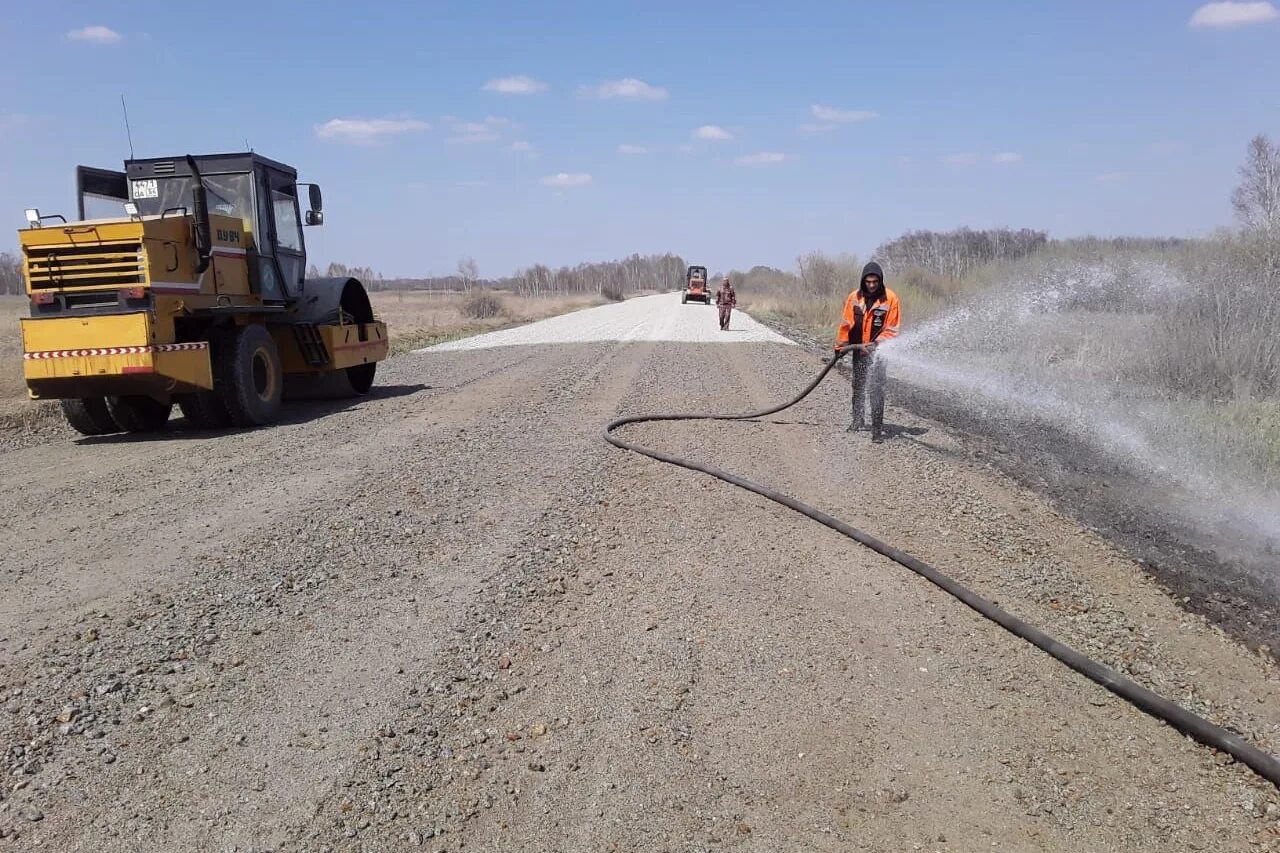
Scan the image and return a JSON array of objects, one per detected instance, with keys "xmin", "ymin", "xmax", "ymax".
[{"xmin": 25, "ymin": 242, "xmax": 146, "ymax": 290}]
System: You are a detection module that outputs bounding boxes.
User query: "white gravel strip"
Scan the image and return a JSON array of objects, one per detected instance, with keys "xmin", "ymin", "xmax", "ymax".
[{"xmin": 421, "ymin": 292, "xmax": 795, "ymax": 352}]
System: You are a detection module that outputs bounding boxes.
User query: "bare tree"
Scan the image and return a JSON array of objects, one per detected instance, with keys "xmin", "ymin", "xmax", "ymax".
[
  {"xmin": 1232, "ymin": 134, "xmax": 1280, "ymax": 249},
  {"xmin": 0, "ymin": 253, "xmax": 21, "ymax": 295},
  {"xmin": 457, "ymin": 257, "xmax": 480, "ymax": 294},
  {"xmin": 796, "ymin": 252, "xmax": 839, "ymax": 298},
  {"xmin": 797, "ymin": 252, "xmax": 860, "ymax": 299}
]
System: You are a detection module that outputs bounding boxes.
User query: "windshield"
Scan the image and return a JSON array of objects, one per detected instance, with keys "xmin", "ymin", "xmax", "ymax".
[
  {"xmin": 129, "ymin": 173, "xmax": 255, "ymax": 225},
  {"xmin": 82, "ymin": 192, "xmax": 130, "ymax": 221}
]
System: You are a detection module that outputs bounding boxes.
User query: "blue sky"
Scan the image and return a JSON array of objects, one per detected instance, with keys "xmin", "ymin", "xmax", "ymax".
[{"xmin": 1, "ymin": 1, "xmax": 1278, "ymax": 278}]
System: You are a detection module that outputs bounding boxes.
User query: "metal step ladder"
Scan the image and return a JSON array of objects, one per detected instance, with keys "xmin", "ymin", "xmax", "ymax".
[{"xmin": 292, "ymin": 323, "xmax": 330, "ymax": 367}]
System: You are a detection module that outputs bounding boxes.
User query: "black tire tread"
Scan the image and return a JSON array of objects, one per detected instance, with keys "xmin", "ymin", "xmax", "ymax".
[
  {"xmin": 106, "ymin": 395, "xmax": 172, "ymax": 433},
  {"xmin": 176, "ymin": 392, "xmax": 231, "ymax": 428},
  {"xmin": 60, "ymin": 398, "xmax": 119, "ymax": 436},
  {"xmin": 345, "ymin": 363, "xmax": 377, "ymax": 396},
  {"xmin": 217, "ymin": 324, "xmax": 283, "ymax": 427}
]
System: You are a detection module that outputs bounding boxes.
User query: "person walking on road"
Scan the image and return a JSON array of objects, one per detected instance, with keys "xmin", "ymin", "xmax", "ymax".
[
  {"xmin": 834, "ymin": 261, "xmax": 900, "ymax": 443},
  {"xmin": 715, "ymin": 276, "xmax": 737, "ymax": 331}
]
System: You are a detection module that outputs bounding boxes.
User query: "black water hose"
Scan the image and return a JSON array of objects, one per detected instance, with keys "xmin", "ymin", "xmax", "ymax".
[{"xmin": 604, "ymin": 349, "xmax": 1280, "ymax": 789}]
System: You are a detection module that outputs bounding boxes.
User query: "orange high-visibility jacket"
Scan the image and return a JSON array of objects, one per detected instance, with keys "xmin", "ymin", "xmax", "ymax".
[{"xmin": 835, "ymin": 287, "xmax": 901, "ymax": 349}]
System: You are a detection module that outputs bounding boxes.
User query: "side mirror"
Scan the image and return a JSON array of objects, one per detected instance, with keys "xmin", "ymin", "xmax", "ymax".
[
  {"xmin": 308, "ymin": 184, "xmax": 323, "ymax": 213},
  {"xmin": 305, "ymin": 210, "xmax": 324, "ymax": 226}
]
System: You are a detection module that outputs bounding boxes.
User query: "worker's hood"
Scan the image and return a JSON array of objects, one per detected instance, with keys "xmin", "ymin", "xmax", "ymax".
[{"xmin": 860, "ymin": 261, "xmax": 886, "ymax": 298}]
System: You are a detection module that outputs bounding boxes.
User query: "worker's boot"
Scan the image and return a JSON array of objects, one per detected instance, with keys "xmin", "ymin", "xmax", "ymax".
[{"xmin": 871, "ymin": 421, "xmax": 885, "ymax": 443}]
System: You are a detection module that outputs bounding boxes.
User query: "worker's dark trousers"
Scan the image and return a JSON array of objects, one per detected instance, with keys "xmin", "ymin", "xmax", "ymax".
[
  {"xmin": 718, "ymin": 305, "xmax": 732, "ymax": 329},
  {"xmin": 851, "ymin": 353, "xmax": 887, "ymax": 430}
]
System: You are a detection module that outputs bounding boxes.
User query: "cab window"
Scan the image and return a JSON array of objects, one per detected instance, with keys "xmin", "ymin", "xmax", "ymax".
[{"xmin": 271, "ymin": 185, "xmax": 303, "ymax": 253}]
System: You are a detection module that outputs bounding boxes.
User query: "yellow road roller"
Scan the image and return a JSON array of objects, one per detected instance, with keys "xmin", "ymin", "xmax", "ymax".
[{"xmin": 17, "ymin": 152, "xmax": 388, "ymax": 434}]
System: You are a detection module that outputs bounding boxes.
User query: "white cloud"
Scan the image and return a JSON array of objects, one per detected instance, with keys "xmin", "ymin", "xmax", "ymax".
[
  {"xmin": 942, "ymin": 152, "xmax": 979, "ymax": 166},
  {"xmin": 797, "ymin": 123, "xmax": 837, "ymax": 135},
  {"xmin": 734, "ymin": 152, "xmax": 788, "ymax": 166},
  {"xmin": 992, "ymin": 152, "xmax": 1023, "ymax": 164},
  {"xmin": 482, "ymin": 75, "xmax": 549, "ymax": 95},
  {"xmin": 693, "ymin": 125, "xmax": 733, "ymax": 141},
  {"xmin": 449, "ymin": 132, "xmax": 500, "ymax": 144},
  {"xmin": 578, "ymin": 78, "xmax": 668, "ymax": 101},
  {"xmin": 539, "ymin": 172, "xmax": 593, "ymax": 188},
  {"xmin": 811, "ymin": 104, "xmax": 878, "ymax": 123},
  {"xmin": 507, "ymin": 140, "xmax": 538, "ymax": 159},
  {"xmin": 444, "ymin": 116, "xmax": 509, "ymax": 144},
  {"xmin": 314, "ymin": 117, "xmax": 430, "ymax": 145},
  {"xmin": 617, "ymin": 144, "xmax": 649, "ymax": 155},
  {"xmin": 1189, "ymin": 1, "xmax": 1278, "ymax": 28},
  {"xmin": 67, "ymin": 25, "xmax": 122, "ymax": 44},
  {"xmin": 800, "ymin": 105, "xmax": 878, "ymax": 134}
]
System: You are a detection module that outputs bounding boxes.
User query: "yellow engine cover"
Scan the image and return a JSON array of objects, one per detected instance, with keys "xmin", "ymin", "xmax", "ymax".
[{"xmin": 21, "ymin": 313, "xmax": 212, "ymax": 397}]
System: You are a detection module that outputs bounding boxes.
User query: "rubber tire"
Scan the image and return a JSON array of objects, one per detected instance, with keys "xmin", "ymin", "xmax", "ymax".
[
  {"xmin": 60, "ymin": 398, "xmax": 120, "ymax": 436},
  {"xmin": 176, "ymin": 391, "xmax": 232, "ymax": 429},
  {"xmin": 106, "ymin": 395, "xmax": 172, "ymax": 433},
  {"xmin": 217, "ymin": 324, "xmax": 283, "ymax": 427},
  {"xmin": 346, "ymin": 362, "xmax": 377, "ymax": 395}
]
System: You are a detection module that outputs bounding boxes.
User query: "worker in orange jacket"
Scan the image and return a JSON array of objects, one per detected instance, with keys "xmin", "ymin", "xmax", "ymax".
[{"xmin": 834, "ymin": 261, "xmax": 900, "ymax": 443}]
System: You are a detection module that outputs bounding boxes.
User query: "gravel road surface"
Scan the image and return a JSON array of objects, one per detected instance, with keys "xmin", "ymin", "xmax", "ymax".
[
  {"xmin": 425, "ymin": 293, "xmax": 792, "ymax": 351},
  {"xmin": 1, "ymin": 294, "xmax": 1277, "ymax": 851}
]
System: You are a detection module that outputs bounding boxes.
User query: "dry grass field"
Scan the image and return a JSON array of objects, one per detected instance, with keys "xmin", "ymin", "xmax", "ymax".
[{"xmin": 370, "ymin": 290, "xmax": 606, "ymax": 355}]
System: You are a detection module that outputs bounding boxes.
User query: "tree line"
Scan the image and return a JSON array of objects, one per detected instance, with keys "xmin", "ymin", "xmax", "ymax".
[
  {"xmin": 323, "ymin": 253, "xmax": 691, "ymax": 299},
  {"xmin": 509, "ymin": 253, "xmax": 687, "ymax": 298},
  {"xmin": 873, "ymin": 227, "xmax": 1048, "ymax": 280}
]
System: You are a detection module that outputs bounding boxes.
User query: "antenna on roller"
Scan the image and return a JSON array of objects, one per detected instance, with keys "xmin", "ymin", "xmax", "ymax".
[{"xmin": 120, "ymin": 95, "xmax": 135, "ymax": 159}]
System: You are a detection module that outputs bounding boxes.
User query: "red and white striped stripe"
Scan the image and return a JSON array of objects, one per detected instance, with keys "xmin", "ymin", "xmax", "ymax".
[{"xmin": 24, "ymin": 341, "xmax": 209, "ymax": 360}]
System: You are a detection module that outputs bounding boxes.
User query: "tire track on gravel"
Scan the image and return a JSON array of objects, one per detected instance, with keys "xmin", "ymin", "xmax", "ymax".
[
  {"xmin": 285, "ymin": 337, "xmax": 655, "ymax": 849},
  {"xmin": 0, "ymin": 342, "xmax": 633, "ymax": 850},
  {"xmin": 0, "ymin": 350, "xmax": 546, "ymax": 639}
]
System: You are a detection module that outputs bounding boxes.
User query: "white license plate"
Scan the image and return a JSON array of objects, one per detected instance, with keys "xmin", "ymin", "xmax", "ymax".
[{"xmin": 131, "ymin": 179, "xmax": 159, "ymax": 199}]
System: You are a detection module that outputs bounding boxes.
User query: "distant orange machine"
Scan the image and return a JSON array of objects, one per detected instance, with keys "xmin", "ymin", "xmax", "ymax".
[{"xmin": 681, "ymin": 265, "xmax": 710, "ymax": 304}]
